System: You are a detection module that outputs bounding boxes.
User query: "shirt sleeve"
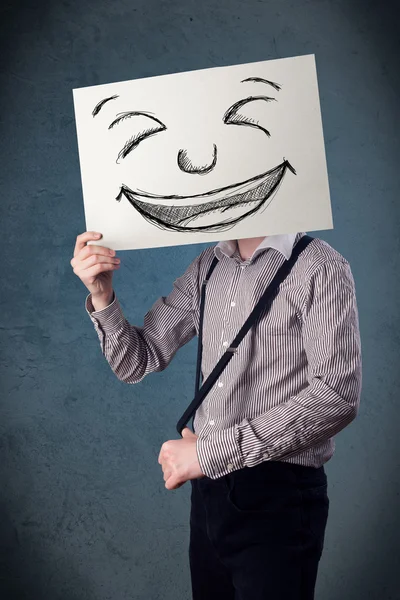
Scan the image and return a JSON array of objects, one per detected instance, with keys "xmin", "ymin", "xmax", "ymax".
[
  {"xmin": 85, "ymin": 256, "xmax": 200, "ymax": 384},
  {"xmin": 196, "ymin": 258, "xmax": 362, "ymax": 479}
]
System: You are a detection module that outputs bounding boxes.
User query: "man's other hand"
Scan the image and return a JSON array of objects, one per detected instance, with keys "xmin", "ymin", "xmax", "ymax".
[{"xmin": 158, "ymin": 428, "xmax": 205, "ymax": 490}]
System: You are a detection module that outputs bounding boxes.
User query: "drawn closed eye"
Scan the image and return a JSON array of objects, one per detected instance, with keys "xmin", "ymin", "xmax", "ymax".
[
  {"xmin": 223, "ymin": 95, "xmax": 276, "ymax": 137},
  {"xmin": 108, "ymin": 111, "xmax": 167, "ymax": 162}
]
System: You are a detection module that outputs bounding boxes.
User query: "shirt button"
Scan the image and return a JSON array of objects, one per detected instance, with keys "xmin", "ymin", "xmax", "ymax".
[
  {"xmin": 231, "ymin": 301, "xmax": 236, "ymax": 307},
  {"xmin": 227, "ymin": 463, "xmax": 234, "ymax": 471},
  {"xmin": 218, "ymin": 381, "xmax": 224, "ymax": 388},
  {"xmin": 263, "ymin": 452, "xmax": 269, "ymax": 459},
  {"xmin": 222, "ymin": 341, "xmax": 228, "ymax": 347},
  {"xmin": 209, "ymin": 420, "xmax": 215, "ymax": 426}
]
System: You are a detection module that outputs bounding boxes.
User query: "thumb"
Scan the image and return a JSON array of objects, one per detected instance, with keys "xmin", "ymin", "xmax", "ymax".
[{"xmin": 181, "ymin": 427, "xmax": 196, "ymax": 438}]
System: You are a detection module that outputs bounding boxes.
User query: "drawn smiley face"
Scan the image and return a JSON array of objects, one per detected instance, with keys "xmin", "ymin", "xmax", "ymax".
[{"xmin": 92, "ymin": 76, "xmax": 296, "ymax": 233}]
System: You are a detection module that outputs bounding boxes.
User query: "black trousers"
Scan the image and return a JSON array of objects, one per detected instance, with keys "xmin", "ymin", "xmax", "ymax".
[{"xmin": 189, "ymin": 460, "xmax": 329, "ymax": 600}]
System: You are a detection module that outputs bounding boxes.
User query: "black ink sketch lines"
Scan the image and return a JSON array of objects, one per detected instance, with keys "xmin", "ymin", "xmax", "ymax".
[
  {"xmin": 92, "ymin": 95, "xmax": 119, "ymax": 117},
  {"xmin": 92, "ymin": 74, "xmax": 294, "ymax": 234},
  {"xmin": 116, "ymin": 159, "xmax": 296, "ymax": 233},
  {"xmin": 108, "ymin": 112, "xmax": 167, "ymax": 163},
  {"xmin": 177, "ymin": 144, "xmax": 218, "ymax": 175},
  {"xmin": 224, "ymin": 96, "xmax": 276, "ymax": 138},
  {"xmin": 241, "ymin": 77, "xmax": 281, "ymax": 92}
]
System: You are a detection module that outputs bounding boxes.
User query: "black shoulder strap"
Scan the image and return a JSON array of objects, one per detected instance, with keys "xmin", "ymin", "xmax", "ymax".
[
  {"xmin": 194, "ymin": 256, "xmax": 219, "ymax": 395},
  {"xmin": 176, "ymin": 235, "xmax": 314, "ymax": 435}
]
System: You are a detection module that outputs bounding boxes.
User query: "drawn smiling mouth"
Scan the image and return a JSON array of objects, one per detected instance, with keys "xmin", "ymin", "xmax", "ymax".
[{"xmin": 116, "ymin": 159, "xmax": 296, "ymax": 233}]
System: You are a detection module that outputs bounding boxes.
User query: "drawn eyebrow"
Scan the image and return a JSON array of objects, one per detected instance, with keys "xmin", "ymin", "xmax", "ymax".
[
  {"xmin": 108, "ymin": 111, "xmax": 165, "ymax": 130},
  {"xmin": 92, "ymin": 95, "xmax": 119, "ymax": 117},
  {"xmin": 241, "ymin": 77, "xmax": 281, "ymax": 91}
]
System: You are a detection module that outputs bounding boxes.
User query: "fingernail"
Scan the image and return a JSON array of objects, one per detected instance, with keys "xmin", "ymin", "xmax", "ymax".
[{"xmin": 94, "ymin": 233, "xmax": 101, "ymax": 238}]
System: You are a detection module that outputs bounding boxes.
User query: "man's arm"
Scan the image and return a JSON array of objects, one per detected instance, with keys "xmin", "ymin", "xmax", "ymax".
[
  {"xmin": 196, "ymin": 258, "xmax": 362, "ymax": 479},
  {"xmin": 86, "ymin": 255, "xmax": 201, "ymax": 384}
]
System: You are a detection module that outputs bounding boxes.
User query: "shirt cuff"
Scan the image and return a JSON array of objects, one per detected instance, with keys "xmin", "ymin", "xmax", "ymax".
[
  {"xmin": 236, "ymin": 417, "xmax": 274, "ymax": 463},
  {"xmin": 85, "ymin": 292, "xmax": 126, "ymax": 334},
  {"xmin": 196, "ymin": 425, "xmax": 244, "ymax": 480}
]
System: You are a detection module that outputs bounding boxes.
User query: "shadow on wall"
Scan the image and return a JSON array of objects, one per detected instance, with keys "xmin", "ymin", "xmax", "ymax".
[{"xmin": 0, "ymin": 503, "xmax": 94, "ymax": 600}]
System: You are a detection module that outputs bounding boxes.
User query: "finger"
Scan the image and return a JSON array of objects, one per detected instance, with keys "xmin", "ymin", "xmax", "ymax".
[
  {"xmin": 163, "ymin": 470, "xmax": 172, "ymax": 482},
  {"xmin": 72, "ymin": 248, "xmax": 118, "ymax": 270},
  {"xmin": 165, "ymin": 475, "xmax": 179, "ymax": 490},
  {"xmin": 181, "ymin": 427, "xmax": 195, "ymax": 438},
  {"xmin": 166, "ymin": 476, "xmax": 185, "ymax": 490},
  {"xmin": 71, "ymin": 253, "xmax": 118, "ymax": 270},
  {"xmin": 158, "ymin": 442, "xmax": 171, "ymax": 465},
  {"xmin": 76, "ymin": 262, "xmax": 120, "ymax": 282},
  {"xmin": 79, "ymin": 244, "xmax": 116, "ymax": 262},
  {"xmin": 74, "ymin": 232, "xmax": 102, "ymax": 258},
  {"xmin": 78, "ymin": 253, "xmax": 120, "ymax": 271},
  {"xmin": 159, "ymin": 455, "xmax": 171, "ymax": 472}
]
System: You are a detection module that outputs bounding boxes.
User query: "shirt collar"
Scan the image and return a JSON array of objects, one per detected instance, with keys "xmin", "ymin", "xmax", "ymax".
[{"xmin": 215, "ymin": 233, "xmax": 300, "ymax": 262}]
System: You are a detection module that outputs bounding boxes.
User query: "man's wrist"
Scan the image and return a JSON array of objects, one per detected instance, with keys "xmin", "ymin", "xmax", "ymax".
[{"xmin": 91, "ymin": 291, "xmax": 114, "ymax": 312}]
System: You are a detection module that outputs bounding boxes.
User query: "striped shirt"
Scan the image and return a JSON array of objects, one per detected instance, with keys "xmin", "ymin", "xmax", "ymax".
[{"xmin": 85, "ymin": 233, "xmax": 362, "ymax": 480}]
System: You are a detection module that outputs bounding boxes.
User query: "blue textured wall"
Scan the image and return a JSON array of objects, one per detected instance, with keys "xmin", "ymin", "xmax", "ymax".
[{"xmin": 1, "ymin": 1, "xmax": 399, "ymax": 598}]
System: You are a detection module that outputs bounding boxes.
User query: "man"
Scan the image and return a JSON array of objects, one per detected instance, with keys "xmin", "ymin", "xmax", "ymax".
[{"xmin": 71, "ymin": 229, "xmax": 362, "ymax": 599}]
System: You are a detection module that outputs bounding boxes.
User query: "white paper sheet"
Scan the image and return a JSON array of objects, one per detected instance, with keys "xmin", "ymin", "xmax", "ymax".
[{"xmin": 73, "ymin": 54, "xmax": 333, "ymax": 251}]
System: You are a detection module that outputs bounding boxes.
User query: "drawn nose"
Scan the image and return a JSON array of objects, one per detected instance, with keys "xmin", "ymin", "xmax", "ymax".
[{"xmin": 177, "ymin": 144, "xmax": 217, "ymax": 175}]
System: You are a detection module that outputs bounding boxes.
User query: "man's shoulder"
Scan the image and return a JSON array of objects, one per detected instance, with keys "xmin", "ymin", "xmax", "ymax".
[
  {"xmin": 291, "ymin": 236, "xmax": 354, "ymax": 287},
  {"xmin": 196, "ymin": 245, "xmax": 218, "ymax": 270},
  {"xmin": 300, "ymin": 236, "xmax": 350, "ymax": 274},
  {"xmin": 180, "ymin": 245, "xmax": 217, "ymax": 286}
]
